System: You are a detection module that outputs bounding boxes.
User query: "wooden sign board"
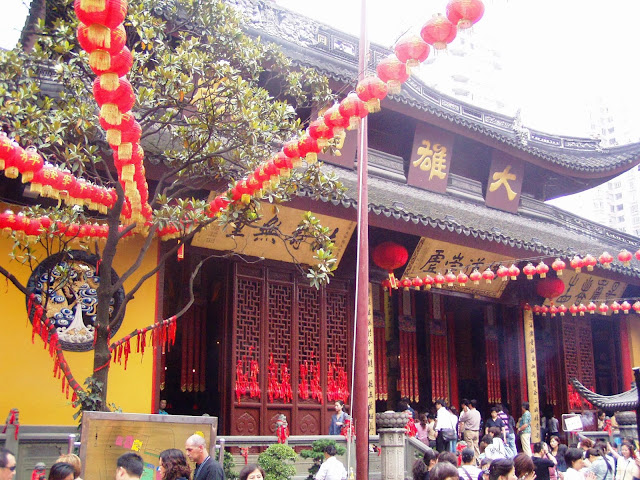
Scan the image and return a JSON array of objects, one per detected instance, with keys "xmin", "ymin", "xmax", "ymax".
[
  {"xmin": 544, "ymin": 272, "xmax": 626, "ymax": 312},
  {"xmin": 403, "ymin": 238, "xmax": 512, "ymax": 298},
  {"xmin": 407, "ymin": 123, "xmax": 454, "ymax": 193},
  {"xmin": 79, "ymin": 412, "xmax": 217, "ymax": 480},
  {"xmin": 485, "ymin": 151, "xmax": 524, "ymax": 214},
  {"xmin": 562, "ymin": 413, "xmax": 584, "ymax": 432},
  {"xmin": 192, "ymin": 202, "xmax": 356, "ymax": 268}
]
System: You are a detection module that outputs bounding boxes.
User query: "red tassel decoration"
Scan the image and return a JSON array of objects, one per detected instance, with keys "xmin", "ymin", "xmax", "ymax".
[
  {"xmin": 140, "ymin": 330, "xmax": 146, "ymax": 356},
  {"xmin": 168, "ymin": 316, "xmax": 177, "ymax": 346},
  {"xmin": 281, "ymin": 363, "xmax": 292, "ymax": 404},
  {"xmin": 298, "ymin": 361, "xmax": 309, "ymax": 400},
  {"xmin": 123, "ymin": 337, "xmax": 130, "ymax": 370}
]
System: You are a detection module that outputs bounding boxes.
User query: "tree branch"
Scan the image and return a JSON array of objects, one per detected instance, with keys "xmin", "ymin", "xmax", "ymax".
[{"xmin": 0, "ymin": 263, "xmax": 28, "ymax": 295}]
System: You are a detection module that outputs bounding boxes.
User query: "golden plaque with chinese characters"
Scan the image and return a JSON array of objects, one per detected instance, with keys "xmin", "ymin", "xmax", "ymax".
[
  {"xmin": 403, "ymin": 238, "xmax": 513, "ymax": 298},
  {"xmin": 192, "ymin": 202, "xmax": 356, "ymax": 268}
]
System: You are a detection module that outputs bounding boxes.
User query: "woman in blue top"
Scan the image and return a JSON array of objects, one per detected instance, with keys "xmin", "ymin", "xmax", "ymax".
[{"xmin": 329, "ymin": 400, "xmax": 350, "ymax": 435}]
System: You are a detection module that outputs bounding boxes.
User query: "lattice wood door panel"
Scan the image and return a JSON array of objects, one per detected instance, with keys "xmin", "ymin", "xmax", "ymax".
[{"xmin": 230, "ymin": 263, "xmax": 351, "ymax": 436}]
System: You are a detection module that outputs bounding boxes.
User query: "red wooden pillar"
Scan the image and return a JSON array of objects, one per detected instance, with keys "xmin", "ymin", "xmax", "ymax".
[
  {"xmin": 448, "ymin": 312, "xmax": 459, "ymax": 409},
  {"xmin": 620, "ymin": 317, "xmax": 633, "ymax": 389}
]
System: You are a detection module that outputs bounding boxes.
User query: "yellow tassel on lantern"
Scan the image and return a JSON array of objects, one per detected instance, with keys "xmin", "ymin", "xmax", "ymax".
[
  {"xmin": 4, "ymin": 167, "xmax": 19, "ymax": 179},
  {"xmin": 387, "ymin": 80, "xmax": 401, "ymax": 95},
  {"xmin": 347, "ymin": 117, "xmax": 360, "ymax": 130},
  {"xmin": 106, "ymin": 129, "xmax": 122, "ymax": 146},
  {"xmin": 241, "ymin": 193, "xmax": 251, "ymax": 205},
  {"xmin": 80, "ymin": 0, "xmax": 107, "ymax": 12},
  {"xmin": 121, "ymin": 164, "xmax": 135, "ymax": 182},
  {"xmin": 100, "ymin": 73, "xmax": 120, "ymax": 91},
  {"xmin": 317, "ymin": 138, "xmax": 329, "ymax": 148},
  {"xmin": 29, "ymin": 183, "xmax": 43, "ymax": 195},
  {"xmin": 305, "ymin": 153, "xmax": 318, "ymax": 164},
  {"xmin": 88, "ymin": 24, "xmax": 111, "ymax": 49},
  {"xmin": 365, "ymin": 99, "xmax": 381, "ymax": 113},
  {"xmin": 279, "ymin": 168, "xmax": 291, "ymax": 178},
  {"xmin": 21, "ymin": 172, "xmax": 34, "ymax": 183},
  {"xmin": 89, "ymin": 50, "xmax": 111, "ymax": 71},
  {"xmin": 100, "ymin": 104, "xmax": 121, "ymax": 126},
  {"xmin": 118, "ymin": 142, "xmax": 133, "ymax": 160},
  {"xmin": 42, "ymin": 185, "xmax": 53, "ymax": 197}
]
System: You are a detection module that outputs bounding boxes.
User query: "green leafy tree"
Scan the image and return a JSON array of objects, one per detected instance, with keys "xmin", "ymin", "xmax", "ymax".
[
  {"xmin": 257, "ymin": 444, "xmax": 297, "ymax": 480},
  {"xmin": 0, "ymin": 0, "xmax": 343, "ymax": 414},
  {"xmin": 223, "ymin": 451, "xmax": 238, "ymax": 480},
  {"xmin": 299, "ymin": 439, "xmax": 346, "ymax": 480}
]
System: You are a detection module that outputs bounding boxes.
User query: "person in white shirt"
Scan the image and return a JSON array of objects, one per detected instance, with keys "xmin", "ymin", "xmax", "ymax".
[
  {"xmin": 435, "ymin": 399, "xmax": 458, "ymax": 453},
  {"xmin": 459, "ymin": 448, "xmax": 482, "ymax": 480},
  {"xmin": 315, "ymin": 444, "xmax": 347, "ymax": 480}
]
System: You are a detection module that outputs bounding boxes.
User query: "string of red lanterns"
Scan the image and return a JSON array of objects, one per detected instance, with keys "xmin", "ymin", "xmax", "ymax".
[{"xmin": 526, "ymin": 300, "xmax": 640, "ymax": 317}]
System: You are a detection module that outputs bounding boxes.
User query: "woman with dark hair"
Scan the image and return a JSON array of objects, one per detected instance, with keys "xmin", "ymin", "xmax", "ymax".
[
  {"xmin": 239, "ymin": 464, "xmax": 265, "ymax": 480},
  {"xmin": 514, "ymin": 453, "xmax": 536, "ymax": 480},
  {"xmin": 48, "ymin": 463, "xmax": 75, "ymax": 480},
  {"xmin": 430, "ymin": 461, "xmax": 460, "ymax": 480},
  {"xmin": 488, "ymin": 458, "xmax": 517, "ymax": 480},
  {"xmin": 158, "ymin": 448, "xmax": 191, "ymax": 480},
  {"xmin": 549, "ymin": 437, "xmax": 567, "ymax": 473},
  {"xmin": 413, "ymin": 450, "xmax": 439, "ymax": 480}
]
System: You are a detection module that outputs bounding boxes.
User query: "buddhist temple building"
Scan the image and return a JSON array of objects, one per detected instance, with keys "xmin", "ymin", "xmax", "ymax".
[{"xmin": 3, "ymin": 0, "xmax": 640, "ymax": 442}]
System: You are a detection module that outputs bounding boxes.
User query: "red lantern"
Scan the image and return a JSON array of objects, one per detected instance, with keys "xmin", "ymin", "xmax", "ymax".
[
  {"xmin": 444, "ymin": 271, "xmax": 457, "ymax": 286},
  {"xmin": 578, "ymin": 303, "xmax": 587, "ymax": 316},
  {"xmin": 412, "ymin": 277, "xmax": 423, "ymax": 290},
  {"xmin": 541, "ymin": 305, "xmax": 549, "ymax": 315},
  {"xmin": 420, "ymin": 14, "xmax": 457, "ymax": 50},
  {"xmin": 570, "ymin": 255, "xmax": 583, "ymax": 273},
  {"xmin": 633, "ymin": 301, "xmax": 640, "ymax": 314},
  {"xmin": 376, "ymin": 55, "xmax": 409, "ymax": 94},
  {"xmin": 77, "ymin": 23, "xmax": 127, "ymax": 71},
  {"xmin": 283, "ymin": 139, "xmax": 301, "ymax": 163},
  {"xmin": 457, "ymin": 271, "xmax": 469, "ymax": 286},
  {"xmin": 94, "ymin": 47, "xmax": 133, "ymax": 90},
  {"xmin": 610, "ymin": 301, "xmax": 621, "ymax": 314},
  {"xmin": 552, "ymin": 258, "xmax": 565, "ymax": 276},
  {"xmin": 583, "ymin": 254, "xmax": 597, "ymax": 271},
  {"xmin": 599, "ymin": 252, "xmax": 613, "ymax": 268},
  {"xmin": 536, "ymin": 261, "xmax": 549, "ymax": 278},
  {"xmin": 116, "ymin": 120, "xmax": 142, "ymax": 159},
  {"xmin": 356, "ymin": 76, "xmax": 388, "ymax": 113},
  {"xmin": 298, "ymin": 135, "xmax": 321, "ymax": 164},
  {"xmin": 618, "ymin": 249, "xmax": 632, "ymax": 267},
  {"xmin": 446, "ymin": 0, "xmax": 485, "ymax": 29},
  {"xmin": 586, "ymin": 301, "xmax": 597, "ymax": 315},
  {"xmin": 523, "ymin": 263, "xmax": 536, "ymax": 280},
  {"xmin": 549, "ymin": 305, "xmax": 558, "ymax": 317},
  {"xmin": 508, "ymin": 264, "xmax": 520, "ymax": 280},
  {"xmin": 569, "ymin": 304, "xmax": 579, "ymax": 317},
  {"xmin": 323, "ymin": 103, "xmax": 350, "ymax": 137},
  {"xmin": 92, "ymin": 77, "xmax": 135, "ymax": 125},
  {"xmin": 2, "ymin": 140, "xmax": 23, "ymax": 179},
  {"xmin": 338, "ymin": 92, "xmax": 368, "ymax": 130},
  {"xmin": 17, "ymin": 146, "xmax": 44, "ymax": 183},
  {"xmin": 74, "ymin": 0, "xmax": 128, "ymax": 29},
  {"xmin": 308, "ymin": 118, "xmax": 334, "ymax": 148},
  {"xmin": 497, "ymin": 265, "xmax": 509, "ymax": 282},
  {"xmin": 482, "ymin": 268, "xmax": 494, "ymax": 284},
  {"xmin": 372, "ymin": 241, "xmax": 408, "ymax": 288},
  {"xmin": 636, "ymin": 249, "xmax": 640, "ymax": 262},
  {"xmin": 434, "ymin": 272, "xmax": 446, "ymax": 288},
  {"xmin": 536, "ymin": 278, "xmax": 565, "ymax": 299},
  {"xmin": 533, "ymin": 305, "xmax": 542, "ymax": 315},
  {"xmin": 621, "ymin": 301, "xmax": 631, "ymax": 314},
  {"xmin": 400, "ymin": 277, "xmax": 413, "ymax": 291},
  {"xmin": 394, "ymin": 34, "xmax": 430, "ymax": 70},
  {"xmin": 469, "ymin": 269, "xmax": 482, "ymax": 285},
  {"xmin": 422, "ymin": 275, "xmax": 434, "ymax": 290},
  {"xmin": 598, "ymin": 303, "xmax": 609, "ymax": 315},
  {"xmin": 100, "ymin": 110, "xmax": 135, "ymax": 146},
  {"xmin": 558, "ymin": 304, "xmax": 568, "ymax": 316}
]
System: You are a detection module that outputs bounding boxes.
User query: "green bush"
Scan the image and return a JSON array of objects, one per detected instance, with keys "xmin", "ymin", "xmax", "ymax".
[
  {"xmin": 299, "ymin": 439, "xmax": 346, "ymax": 480},
  {"xmin": 258, "ymin": 444, "xmax": 298, "ymax": 480},
  {"xmin": 223, "ymin": 450, "xmax": 238, "ymax": 480}
]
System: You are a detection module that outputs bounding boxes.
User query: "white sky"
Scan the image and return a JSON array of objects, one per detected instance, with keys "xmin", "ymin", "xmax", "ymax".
[{"xmin": 3, "ymin": 0, "xmax": 640, "ymax": 141}]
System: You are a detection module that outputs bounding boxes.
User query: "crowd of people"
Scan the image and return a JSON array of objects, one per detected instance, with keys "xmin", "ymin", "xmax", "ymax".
[
  {"xmin": 409, "ymin": 401, "xmax": 639, "ymax": 480},
  {"xmin": 0, "ymin": 433, "xmax": 229, "ymax": 480}
]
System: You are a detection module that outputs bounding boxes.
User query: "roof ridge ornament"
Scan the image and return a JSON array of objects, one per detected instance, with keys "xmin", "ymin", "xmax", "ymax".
[{"xmin": 512, "ymin": 108, "xmax": 529, "ymax": 146}]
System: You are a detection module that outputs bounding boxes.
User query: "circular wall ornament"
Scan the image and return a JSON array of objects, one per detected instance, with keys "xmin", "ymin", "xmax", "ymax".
[{"xmin": 25, "ymin": 250, "xmax": 125, "ymax": 352}]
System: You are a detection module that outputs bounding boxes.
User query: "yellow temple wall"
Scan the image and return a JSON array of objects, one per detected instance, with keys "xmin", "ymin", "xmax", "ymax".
[{"xmin": 0, "ymin": 233, "xmax": 159, "ymax": 425}]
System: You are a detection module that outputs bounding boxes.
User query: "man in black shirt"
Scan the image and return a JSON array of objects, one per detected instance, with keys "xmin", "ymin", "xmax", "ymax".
[
  {"xmin": 485, "ymin": 407, "xmax": 505, "ymax": 437},
  {"xmin": 532, "ymin": 442, "xmax": 557, "ymax": 480},
  {"xmin": 185, "ymin": 434, "xmax": 225, "ymax": 480}
]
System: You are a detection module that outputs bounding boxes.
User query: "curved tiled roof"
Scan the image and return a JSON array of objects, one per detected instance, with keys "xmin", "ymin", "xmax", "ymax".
[
  {"xmin": 570, "ymin": 378, "xmax": 638, "ymax": 410},
  {"xmin": 299, "ymin": 163, "xmax": 640, "ymax": 281},
  {"xmin": 233, "ymin": 0, "xmax": 640, "ymax": 176}
]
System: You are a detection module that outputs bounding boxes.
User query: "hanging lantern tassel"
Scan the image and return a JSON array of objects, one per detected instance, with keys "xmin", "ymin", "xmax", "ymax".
[
  {"xmin": 168, "ymin": 316, "xmax": 177, "ymax": 346},
  {"xmin": 177, "ymin": 243, "xmax": 184, "ymax": 261}
]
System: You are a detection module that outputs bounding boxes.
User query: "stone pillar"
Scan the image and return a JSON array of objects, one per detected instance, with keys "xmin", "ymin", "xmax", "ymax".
[
  {"xmin": 615, "ymin": 411, "xmax": 637, "ymax": 441},
  {"xmin": 376, "ymin": 411, "xmax": 408, "ymax": 480}
]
